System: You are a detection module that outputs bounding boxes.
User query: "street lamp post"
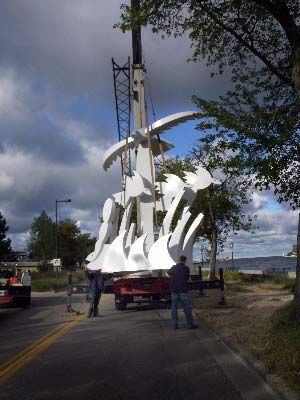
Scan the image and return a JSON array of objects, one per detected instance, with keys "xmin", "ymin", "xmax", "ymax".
[
  {"xmin": 198, "ymin": 246, "xmax": 205, "ymax": 296},
  {"xmin": 230, "ymin": 242, "xmax": 234, "ymax": 270},
  {"xmin": 55, "ymin": 198, "xmax": 72, "ymax": 279}
]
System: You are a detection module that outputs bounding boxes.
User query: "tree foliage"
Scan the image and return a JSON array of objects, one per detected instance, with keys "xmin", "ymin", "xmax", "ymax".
[
  {"xmin": 193, "ymin": 89, "xmax": 300, "ymax": 207},
  {"xmin": 57, "ymin": 220, "xmax": 96, "ymax": 268},
  {"xmin": 157, "ymin": 145, "xmax": 255, "ymax": 277},
  {"xmin": 119, "ymin": 0, "xmax": 300, "ymax": 301},
  {"xmin": 27, "ymin": 211, "xmax": 55, "ymax": 261},
  {"xmin": 0, "ymin": 212, "xmax": 12, "ymax": 261},
  {"xmin": 118, "ymin": 1, "xmax": 300, "ymax": 207},
  {"xmin": 119, "ymin": 0, "xmax": 300, "ymax": 93},
  {"xmin": 27, "ymin": 211, "xmax": 96, "ymax": 268}
]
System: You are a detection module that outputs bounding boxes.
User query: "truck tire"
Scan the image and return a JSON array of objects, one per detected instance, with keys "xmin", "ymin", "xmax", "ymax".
[
  {"xmin": 116, "ymin": 303, "xmax": 126, "ymax": 311},
  {"xmin": 115, "ymin": 295, "xmax": 127, "ymax": 311},
  {"xmin": 13, "ymin": 297, "xmax": 23, "ymax": 307},
  {"xmin": 24, "ymin": 296, "xmax": 31, "ymax": 306}
]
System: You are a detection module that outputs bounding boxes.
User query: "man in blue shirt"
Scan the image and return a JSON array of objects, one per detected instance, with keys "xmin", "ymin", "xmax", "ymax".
[{"xmin": 168, "ymin": 255, "xmax": 196, "ymax": 330}]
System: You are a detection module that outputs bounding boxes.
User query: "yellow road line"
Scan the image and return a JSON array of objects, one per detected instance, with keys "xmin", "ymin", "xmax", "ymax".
[
  {"xmin": 0, "ymin": 319, "xmax": 77, "ymax": 371},
  {"xmin": 0, "ymin": 294, "xmax": 111, "ymax": 385}
]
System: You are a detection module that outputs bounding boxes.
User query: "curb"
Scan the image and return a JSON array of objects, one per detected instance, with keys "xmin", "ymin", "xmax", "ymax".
[{"xmin": 193, "ymin": 309, "xmax": 299, "ymax": 400}]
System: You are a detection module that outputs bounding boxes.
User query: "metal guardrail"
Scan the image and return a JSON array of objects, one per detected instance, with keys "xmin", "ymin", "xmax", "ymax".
[
  {"xmin": 70, "ymin": 280, "xmax": 114, "ymax": 295},
  {"xmin": 188, "ymin": 268, "xmax": 226, "ymax": 305},
  {"xmin": 0, "ymin": 262, "xmax": 41, "ymax": 268},
  {"xmin": 71, "ymin": 284, "xmax": 90, "ymax": 294},
  {"xmin": 188, "ymin": 279, "xmax": 223, "ymax": 290}
]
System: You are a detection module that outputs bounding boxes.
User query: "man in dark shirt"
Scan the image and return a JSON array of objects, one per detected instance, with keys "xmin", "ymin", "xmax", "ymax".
[
  {"xmin": 168, "ymin": 255, "xmax": 196, "ymax": 330},
  {"xmin": 87, "ymin": 270, "xmax": 103, "ymax": 318}
]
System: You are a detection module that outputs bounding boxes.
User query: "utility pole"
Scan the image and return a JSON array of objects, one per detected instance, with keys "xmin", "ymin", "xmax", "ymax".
[{"xmin": 131, "ymin": 0, "xmax": 155, "ymax": 249}]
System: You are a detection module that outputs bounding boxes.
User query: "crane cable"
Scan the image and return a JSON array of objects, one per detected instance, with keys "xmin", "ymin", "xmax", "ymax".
[
  {"xmin": 143, "ymin": 53, "xmax": 167, "ymax": 173},
  {"xmin": 144, "ymin": 98, "xmax": 158, "ymax": 225},
  {"xmin": 157, "ymin": 135, "xmax": 167, "ymax": 172},
  {"xmin": 122, "ymin": 115, "xmax": 131, "ymax": 208}
]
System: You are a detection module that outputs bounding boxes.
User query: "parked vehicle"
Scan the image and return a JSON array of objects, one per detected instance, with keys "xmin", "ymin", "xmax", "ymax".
[
  {"xmin": 113, "ymin": 276, "xmax": 171, "ymax": 310},
  {"xmin": 0, "ymin": 268, "xmax": 31, "ymax": 307},
  {"xmin": 112, "ymin": 269, "xmax": 225, "ymax": 310}
]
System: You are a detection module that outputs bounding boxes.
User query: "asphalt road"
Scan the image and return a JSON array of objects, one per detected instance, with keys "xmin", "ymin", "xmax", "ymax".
[{"xmin": 0, "ymin": 292, "xmax": 283, "ymax": 400}]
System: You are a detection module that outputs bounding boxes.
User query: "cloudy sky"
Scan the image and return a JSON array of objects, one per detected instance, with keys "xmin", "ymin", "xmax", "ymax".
[{"xmin": 0, "ymin": 0, "xmax": 298, "ymax": 259}]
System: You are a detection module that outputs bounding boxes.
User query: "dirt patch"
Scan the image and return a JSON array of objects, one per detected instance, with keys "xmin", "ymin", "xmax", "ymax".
[{"xmin": 191, "ymin": 282, "xmax": 299, "ymax": 398}]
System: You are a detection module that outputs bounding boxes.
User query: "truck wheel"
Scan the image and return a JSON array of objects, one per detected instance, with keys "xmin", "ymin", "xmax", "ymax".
[
  {"xmin": 13, "ymin": 298, "xmax": 22, "ymax": 307},
  {"xmin": 152, "ymin": 294, "xmax": 160, "ymax": 301},
  {"xmin": 115, "ymin": 295, "xmax": 127, "ymax": 311},
  {"xmin": 116, "ymin": 303, "xmax": 126, "ymax": 311},
  {"xmin": 24, "ymin": 296, "xmax": 31, "ymax": 306}
]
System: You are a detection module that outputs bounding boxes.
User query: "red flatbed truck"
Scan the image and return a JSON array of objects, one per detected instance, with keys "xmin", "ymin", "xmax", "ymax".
[
  {"xmin": 113, "ymin": 276, "xmax": 171, "ymax": 310},
  {"xmin": 112, "ymin": 269, "xmax": 225, "ymax": 310}
]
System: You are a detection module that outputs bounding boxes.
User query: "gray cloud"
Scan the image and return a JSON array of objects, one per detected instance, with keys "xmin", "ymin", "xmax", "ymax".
[
  {"xmin": 0, "ymin": 1, "xmax": 230, "ymax": 108},
  {"xmin": 0, "ymin": 1, "xmax": 130, "ymax": 100},
  {"xmin": 0, "ymin": 1, "xmax": 294, "ymax": 259}
]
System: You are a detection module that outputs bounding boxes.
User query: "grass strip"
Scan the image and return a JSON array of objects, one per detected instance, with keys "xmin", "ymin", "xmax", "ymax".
[
  {"xmin": 31, "ymin": 270, "xmax": 85, "ymax": 292},
  {"xmin": 260, "ymin": 303, "xmax": 300, "ymax": 391}
]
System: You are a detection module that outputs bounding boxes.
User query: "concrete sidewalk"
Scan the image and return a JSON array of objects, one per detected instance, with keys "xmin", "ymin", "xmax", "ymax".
[{"xmin": 154, "ymin": 306, "xmax": 285, "ymax": 400}]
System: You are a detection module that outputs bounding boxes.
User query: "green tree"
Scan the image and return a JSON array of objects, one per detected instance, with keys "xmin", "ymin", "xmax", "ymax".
[
  {"xmin": 0, "ymin": 212, "xmax": 12, "ymax": 261},
  {"xmin": 119, "ymin": 1, "xmax": 300, "ymax": 93},
  {"xmin": 119, "ymin": 1, "xmax": 300, "ymax": 205},
  {"xmin": 119, "ymin": 0, "xmax": 300, "ymax": 310},
  {"xmin": 57, "ymin": 220, "xmax": 80, "ymax": 268},
  {"xmin": 27, "ymin": 212, "xmax": 96, "ymax": 269},
  {"xmin": 157, "ymin": 147, "xmax": 255, "ymax": 278},
  {"xmin": 27, "ymin": 211, "xmax": 55, "ymax": 261},
  {"xmin": 76, "ymin": 232, "xmax": 97, "ymax": 268},
  {"xmin": 57, "ymin": 221, "xmax": 96, "ymax": 268}
]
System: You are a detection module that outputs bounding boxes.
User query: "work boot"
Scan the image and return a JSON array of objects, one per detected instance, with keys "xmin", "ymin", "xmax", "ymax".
[{"xmin": 93, "ymin": 307, "xmax": 99, "ymax": 317}]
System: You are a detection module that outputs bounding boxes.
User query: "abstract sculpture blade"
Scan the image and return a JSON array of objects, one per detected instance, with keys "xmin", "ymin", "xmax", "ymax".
[
  {"xmin": 184, "ymin": 166, "xmax": 219, "ymax": 190},
  {"xmin": 103, "ymin": 137, "xmax": 174, "ymax": 171},
  {"xmin": 159, "ymin": 187, "xmax": 186, "ymax": 237},
  {"xmin": 119, "ymin": 201, "xmax": 133, "ymax": 233},
  {"xmin": 123, "ymin": 171, "xmax": 144, "ymax": 208},
  {"xmin": 102, "ymin": 231, "xmax": 128, "ymax": 273},
  {"xmin": 126, "ymin": 234, "xmax": 150, "ymax": 271},
  {"xmin": 134, "ymin": 111, "xmax": 198, "ymax": 140},
  {"xmin": 182, "ymin": 213, "xmax": 204, "ymax": 267},
  {"xmin": 125, "ymin": 223, "xmax": 136, "ymax": 252},
  {"xmin": 169, "ymin": 207, "xmax": 191, "ymax": 261},
  {"xmin": 86, "ymin": 198, "xmax": 115, "ymax": 263},
  {"xmin": 86, "ymin": 109, "xmax": 218, "ymax": 273},
  {"xmin": 156, "ymin": 174, "xmax": 185, "ymax": 212},
  {"xmin": 148, "ymin": 233, "xmax": 176, "ymax": 270}
]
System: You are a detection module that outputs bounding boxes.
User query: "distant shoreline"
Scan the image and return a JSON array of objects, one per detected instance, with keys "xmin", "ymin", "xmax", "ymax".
[{"xmin": 193, "ymin": 255, "xmax": 297, "ymax": 277}]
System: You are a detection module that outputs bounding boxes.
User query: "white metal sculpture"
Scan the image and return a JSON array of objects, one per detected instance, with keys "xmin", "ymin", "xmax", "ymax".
[{"xmin": 86, "ymin": 110, "xmax": 218, "ymax": 273}]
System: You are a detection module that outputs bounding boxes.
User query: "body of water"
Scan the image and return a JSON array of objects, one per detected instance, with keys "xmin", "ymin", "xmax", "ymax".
[{"xmin": 194, "ymin": 255, "xmax": 297, "ymax": 272}]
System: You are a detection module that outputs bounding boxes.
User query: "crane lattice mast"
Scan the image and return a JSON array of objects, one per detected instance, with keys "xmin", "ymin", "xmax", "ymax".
[{"xmin": 112, "ymin": 57, "xmax": 131, "ymax": 176}]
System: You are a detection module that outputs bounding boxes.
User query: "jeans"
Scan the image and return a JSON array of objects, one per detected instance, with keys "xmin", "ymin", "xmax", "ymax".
[
  {"xmin": 88, "ymin": 293, "xmax": 101, "ymax": 317},
  {"xmin": 171, "ymin": 292, "xmax": 194, "ymax": 329}
]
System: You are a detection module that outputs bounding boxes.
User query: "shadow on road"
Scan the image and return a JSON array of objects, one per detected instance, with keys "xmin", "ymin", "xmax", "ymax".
[{"xmin": 117, "ymin": 302, "xmax": 170, "ymax": 313}]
